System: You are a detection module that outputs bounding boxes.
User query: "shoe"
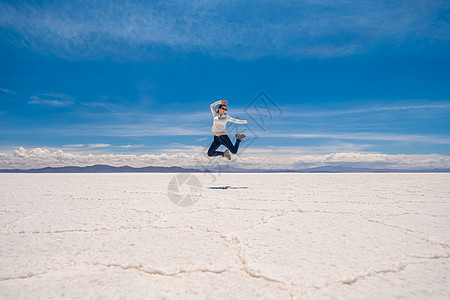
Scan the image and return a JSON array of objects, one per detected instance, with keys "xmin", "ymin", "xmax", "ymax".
[
  {"xmin": 223, "ymin": 149, "xmax": 231, "ymax": 160},
  {"xmin": 235, "ymin": 133, "xmax": 246, "ymax": 141}
]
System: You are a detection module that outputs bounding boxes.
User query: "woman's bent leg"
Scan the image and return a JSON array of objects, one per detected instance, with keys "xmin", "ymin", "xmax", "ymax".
[
  {"xmin": 207, "ymin": 136, "xmax": 223, "ymax": 157},
  {"xmin": 220, "ymin": 135, "xmax": 240, "ymax": 154}
]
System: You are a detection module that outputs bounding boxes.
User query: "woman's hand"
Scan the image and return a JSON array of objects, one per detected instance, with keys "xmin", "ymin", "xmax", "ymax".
[{"xmin": 221, "ymin": 100, "xmax": 228, "ymax": 104}]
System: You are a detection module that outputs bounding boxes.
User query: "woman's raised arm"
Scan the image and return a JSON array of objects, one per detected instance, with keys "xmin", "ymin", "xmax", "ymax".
[
  {"xmin": 210, "ymin": 100, "xmax": 226, "ymax": 115},
  {"xmin": 227, "ymin": 116, "xmax": 248, "ymax": 124}
]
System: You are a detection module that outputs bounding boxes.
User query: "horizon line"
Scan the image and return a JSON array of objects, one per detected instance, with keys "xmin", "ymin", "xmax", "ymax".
[{"xmin": 1, "ymin": 164, "xmax": 449, "ymax": 173}]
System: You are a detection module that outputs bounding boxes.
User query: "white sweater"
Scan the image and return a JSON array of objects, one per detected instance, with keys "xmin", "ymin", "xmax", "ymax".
[{"xmin": 210, "ymin": 100, "xmax": 247, "ymax": 135}]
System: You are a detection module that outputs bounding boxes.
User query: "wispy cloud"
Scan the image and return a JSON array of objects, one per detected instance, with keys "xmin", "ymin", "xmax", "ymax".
[
  {"xmin": 0, "ymin": 1, "xmax": 447, "ymax": 60},
  {"xmin": 62, "ymin": 144, "xmax": 85, "ymax": 148},
  {"xmin": 28, "ymin": 93, "xmax": 74, "ymax": 107},
  {"xmin": 87, "ymin": 143, "xmax": 111, "ymax": 148},
  {"xmin": 119, "ymin": 144, "xmax": 144, "ymax": 149},
  {"xmin": 80, "ymin": 102, "xmax": 114, "ymax": 108},
  {"xmin": 266, "ymin": 132, "xmax": 450, "ymax": 144},
  {"xmin": 14, "ymin": 109, "xmax": 212, "ymax": 136},
  {"xmin": 283, "ymin": 103, "xmax": 450, "ymax": 118},
  {"xmin": 62, "ymin": 144, "xmax": 143, "ymax": 150},
  {"xmin": 0, "ymin": 88, "xmax": 14, "ymax": 94},
  {"xmin": 2, "ymin": 104, "xmax": 449, "ymax": 145}
]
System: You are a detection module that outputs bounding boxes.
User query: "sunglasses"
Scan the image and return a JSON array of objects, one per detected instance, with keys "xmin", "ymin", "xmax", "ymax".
[{"xmin": 220, "ymin": 107, "xmax": 227, "ymax": 110}]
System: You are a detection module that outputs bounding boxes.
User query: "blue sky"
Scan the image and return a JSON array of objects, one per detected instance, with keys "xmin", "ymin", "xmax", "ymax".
[{"xmin": 0, "ymin": 0, "xmax": 449, "ymax": 169}]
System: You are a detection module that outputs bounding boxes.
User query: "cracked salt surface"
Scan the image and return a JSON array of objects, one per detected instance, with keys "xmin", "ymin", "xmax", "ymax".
[{"xmin": 0, "ymin": 173, "xmax": 449, "ymax": 299}]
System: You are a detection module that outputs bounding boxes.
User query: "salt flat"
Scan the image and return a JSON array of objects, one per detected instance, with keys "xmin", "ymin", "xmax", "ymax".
[{"xmin": 0, "ymin": 173, "xmax": 449, "ymax": 299}]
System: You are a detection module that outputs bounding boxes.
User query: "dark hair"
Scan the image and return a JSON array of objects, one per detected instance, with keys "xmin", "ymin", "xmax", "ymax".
[{"xmin": 217, "ymin": 104, "xmax": 227, "ymax": 113}]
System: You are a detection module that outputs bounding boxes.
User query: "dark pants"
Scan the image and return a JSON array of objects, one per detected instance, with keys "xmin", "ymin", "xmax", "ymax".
[{"xmin": 207, "ymin": 135, "xmax": 240, "ymax": 157}]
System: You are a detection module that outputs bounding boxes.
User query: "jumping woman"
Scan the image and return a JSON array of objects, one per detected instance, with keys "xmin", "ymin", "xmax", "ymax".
[{"xmin": 207, "ymin": 100, "xmax": 248, "ymax": 160}]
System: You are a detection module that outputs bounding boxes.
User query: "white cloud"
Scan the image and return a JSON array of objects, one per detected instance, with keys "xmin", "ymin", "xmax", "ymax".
[
  {"xmin": 291, "ymin": 152, "xmax": 450, "ymax": 170},
  {"xmin": 0, "ymin": 147, "xmax": 194, "ymax": 169},
  {"xmin": 265, "ymin": 132, "xmax": 450, "ymax": 144},
  {"xmin": 42, "ymin": 110, "xmax": 212, "ymax": 137},
  {"xmin": 62, "ymin": 144, "xmax": 85, "ymax": 148},
  {"xmin": 87, "ymin": 143, "xmax": 111, "ymax": 148},
  {"xmin": 28, "ymin": 93, "xmax": 74, "ymax": 107},
  {"xmin": 1, "ymin": 147, "xmax": 449, "ymax": 170},
  {"xmin": 80, "ymin": 102, "xmax": 114, "ymax": 108},
  {"xmin": 0, "ymin": 88, "xmax": 13, "ymax": 93},
  {"xmin": 0, "ymin": 1, "xmax": 447, "ymax": 60},
  {"xmin": 119, "ymin": 144, "xmax": 144, "ymax": 149},
  {"xmin": 283, "ymin": 103, "xmax": 450, "ymax": 118},
  {"xmin": 63, "ymin": 144, "xmax": 143, "ymax": 149}
]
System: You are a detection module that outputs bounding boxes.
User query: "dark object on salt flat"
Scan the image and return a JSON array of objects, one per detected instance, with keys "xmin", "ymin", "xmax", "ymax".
[{"xmin": 208, "ymin": 186, "xmax": 249, "ymax": 190}]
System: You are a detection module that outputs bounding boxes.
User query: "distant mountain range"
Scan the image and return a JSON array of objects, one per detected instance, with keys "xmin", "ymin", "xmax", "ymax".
[
  {"xmin": 1, "ymin": 164, "xmax": 449, "ymax": 173},
  {"xmin": 0, "ymin": 164, "xmax": 203, "ymax": 173}
]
